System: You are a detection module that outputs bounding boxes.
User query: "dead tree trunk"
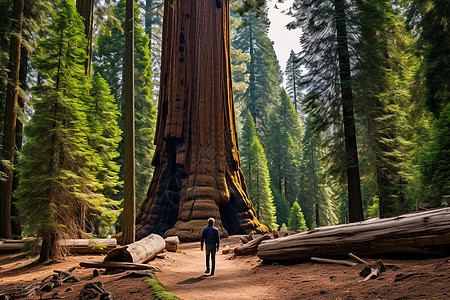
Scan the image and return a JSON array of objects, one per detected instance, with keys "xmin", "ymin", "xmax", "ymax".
[
  {"xmin": 135, "ymin": 0, "xmax": 267, "ymax": 241},
  {"xmin": 257, "ymin": 208, "xmax": 450, "ymax": 262}
]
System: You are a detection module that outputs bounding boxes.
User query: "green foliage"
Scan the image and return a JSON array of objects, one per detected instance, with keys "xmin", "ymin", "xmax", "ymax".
[
  {"xmin": 232, "ymin": 9, "xmax": 281, "ymax": 131},
  {"xmin": 85, "ymin": 71, "xmax": 122, "ymax": 234},
  {"xmin": 417, "ymin": 0, "xmax": 450, "ymax": 117},
  {"xmin": 240, "ymin": 111, "xmax": 277, "ymax": 230},
  {"xmin": 279, "ymin": 223, "xmax": 287, "ymax": 231},
  {"xmin": 285, "ymin": 50, "xmax": 303, "ymax": 112},
  {"xmin": 288, "ymin": 202, "xmax": 308, "ymax": 232},
  {"xmin": 353, "ymin": 0, "xmax": 412, "ymax": 217},
  {"xmin": 266, "ymin": 90, "xmax": 302, "ymax": 206},
  {"xmin": 297, "ymin": 118, "xmax": 337, "ymax": 227},
  {"xmin": 145, "ymin": 275, "xmax": 181, "ymax": 300},
  {"xmin": 420, "ymin": 104, "xmax": 450, "ymax": 204},
  {"xmin": 95, "ymin": 0, "xmax": 156, "ymax": 210},
  {"xmin": 16, "ymin": 0, "xmax": 105, "ymax": 239},
  {"xmin": 270, "ymin": 183, "xmax": 290, "ymax": 227}
]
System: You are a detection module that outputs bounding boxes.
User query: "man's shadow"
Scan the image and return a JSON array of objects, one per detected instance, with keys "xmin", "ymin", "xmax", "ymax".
[{"xmin": 177, "ymin": 274, "xmax": 211, "ymax": 284}]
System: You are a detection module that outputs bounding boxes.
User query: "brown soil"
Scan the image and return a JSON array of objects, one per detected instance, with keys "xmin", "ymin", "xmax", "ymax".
[{"xmin": 1, "ymin": 235, "xmax": 449, "ymax": 299}]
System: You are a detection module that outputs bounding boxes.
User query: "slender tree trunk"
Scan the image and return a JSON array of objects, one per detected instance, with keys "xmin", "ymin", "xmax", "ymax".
[
  {"xmin": 0, "ymin": 0, "xmax": 24, "ymax": 238},
  {"xmin": 123, "ymin": 0, "xmax": 136, "ymax": 245},
  {"xmin": 248, "ymin": 20, "xmax": 256, "ymax": 126},
  {"xmin": 292, "ymin": 60, "xmax": 297, "ymax": 111},
  {"xmin": 76, "ymin": 0, "xmax": 94, "ymax": 76},
  {"xmin": 312, "ymin": 146, "xmax": 319, "ymax": 227},
  {"xmin": 333, "ymin": 0, "xmax": 363, "ymax": 222},
  {"xmin": 145, "ymin": 0, "xmax": 153, "ymax": 38},
  {"xmin": 136, "ymin": 0, "xmax": 266, "ymax": 241},
  {"xmin": 11, "ymin": 45, "xmax": 28, "ymax": 237}
]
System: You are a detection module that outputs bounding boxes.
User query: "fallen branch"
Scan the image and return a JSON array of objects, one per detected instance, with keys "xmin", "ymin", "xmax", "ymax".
[
  {"xmin": 311, "ymin": 257, "xmax": 358, "ymax": 267},
  {"xmin": 80, "ymin": 261, "xmax": 159, "ymax": 271},
  {"xmin": 348, "ymin": 253, "xmax": 369, "ymax": 265}
]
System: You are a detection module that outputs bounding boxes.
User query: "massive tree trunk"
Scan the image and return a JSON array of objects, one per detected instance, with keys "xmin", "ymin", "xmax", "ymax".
[
  {"xmin": 136, "ymin": 0, "xmax": 267, "ymax": 241},
  {"xmin": 0, "ymin": 0, "xmax": 24, "ymax": 239}
]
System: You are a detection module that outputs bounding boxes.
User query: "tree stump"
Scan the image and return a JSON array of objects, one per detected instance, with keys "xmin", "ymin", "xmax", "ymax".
[{"xmin": 135, "ymin": 0, "xmax": 267, "ymax": 241}]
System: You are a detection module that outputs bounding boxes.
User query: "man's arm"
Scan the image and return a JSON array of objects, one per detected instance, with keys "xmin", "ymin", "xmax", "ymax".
[
  {"xmin": 216, "ymin": 229, "xmax": 220, "ymax": 251},
  {"xmin": 200, "ymin": 228, "xmax": 205, "ymax": 251}
]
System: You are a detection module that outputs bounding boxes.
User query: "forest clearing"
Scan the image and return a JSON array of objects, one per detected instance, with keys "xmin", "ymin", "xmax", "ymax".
[{"xmin": 1, "ymin": 234, "xmax": 450, "ymax": 299}]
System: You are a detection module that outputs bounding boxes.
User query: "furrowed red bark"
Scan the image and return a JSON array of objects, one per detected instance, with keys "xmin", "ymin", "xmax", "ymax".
[{"xmin": 136, "ymin": 0, "xmax": 267, "ymax": 241}]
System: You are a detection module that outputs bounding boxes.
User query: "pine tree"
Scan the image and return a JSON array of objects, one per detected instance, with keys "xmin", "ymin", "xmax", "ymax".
[
  {"xmin": 239, "ymin": 110, "xmax": 277, "ymax": 230},
  {"xmin": 353, "ymin": 0, "xmax": 411, "ymax": 217},
  {"xmin": 16, "ymin": 0, "xmax": 104, "ymax": 260},
  {"xmin": 289, "ymin": 0, "xmax": 364, "ymax": 222},
  {"xmin": 248, "ymin": 136, "xmax": 277, "ymax": 230},
  {"xmin": 232, "ymin": 9, "xmax": 281, "ymax": 131},
  {"xmin": 95, "ymin": 0, "xmax": 156, "ymax": 210},
  {"xmin": 288, "ymin": 202, "xmax": 308, "ymax": 232},
  {"xmin": 285, "ymin": 50, "xmax": 302, "ymax": 112},
  {"xmin": 266, "ymin": 90, "xmax": 302, "ymax": 206},
  {"xmin": 421, "ymin": 104, "xmax": 450, "ymax": 204},
  {"xmin": 297, "ymin": 118, "xmax": 338, "ymax": 228},
  {"xmin": 85, "ymin": 72, "xmax": 122, "ymax": 235},
  {"xmin": 142, "ymin": 0, "xmax": 163, "ymax": 101}
]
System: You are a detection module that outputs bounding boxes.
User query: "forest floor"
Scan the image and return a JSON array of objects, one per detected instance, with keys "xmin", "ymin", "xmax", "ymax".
[{"xmin": 1, "ymin": 235, "xmax": 449, "ymax": 299}]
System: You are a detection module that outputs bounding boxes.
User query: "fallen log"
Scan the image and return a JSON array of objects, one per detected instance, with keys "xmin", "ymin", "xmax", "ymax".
[
  {"xmin": 0, "ymin": 238, "xmax": 117, "ymax": 254},
  {"xmin": 0, "ymin": 242, "xmax": 25, "ymax": 253},
  {"xmin": 235, "ymin": 233, "xmax": 271, "ymax": 256},
  {"xmin": 104, "ymin": 234, "xmax": 165, "ymax": 264},
  {"xmin": 80, "ymin": 261, "xmax": 158, "ymax": 271},
  {"xmin": 258, "ymin": 208, "xmax": 450, "ymax": 262}
]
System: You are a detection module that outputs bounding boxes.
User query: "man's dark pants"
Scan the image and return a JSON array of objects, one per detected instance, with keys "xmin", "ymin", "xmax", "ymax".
[{"xmin": 205, "ymin": 244, "xmax": 216, "ymax": 273}]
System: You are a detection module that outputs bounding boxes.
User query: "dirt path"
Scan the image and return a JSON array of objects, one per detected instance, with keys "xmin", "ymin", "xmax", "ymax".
[
  {"xmin": 1, "ymin": 235, "xmax": 449, "ymax": 299},
  {"xmin": 151, "ymin": 235, "xmax": 274, "ymax": 300},
  {"xmin": 152, "ymin": 235, "xmax": 450, "ymax": 300}
]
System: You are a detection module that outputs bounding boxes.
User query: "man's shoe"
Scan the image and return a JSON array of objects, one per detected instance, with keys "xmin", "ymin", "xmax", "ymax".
[
  {"xmin": 205, "ymin": 269, "xmax": 210, "ymax": 273},
  {"xmin": 210, "ymin": 272, "xmax": 214, "ymax": 276}
]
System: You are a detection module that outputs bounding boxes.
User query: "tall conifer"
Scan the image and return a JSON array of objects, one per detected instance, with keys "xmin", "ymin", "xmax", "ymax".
[{"xmin": 16, "ymin": 0, "xmax": 104, "ymax": 259}]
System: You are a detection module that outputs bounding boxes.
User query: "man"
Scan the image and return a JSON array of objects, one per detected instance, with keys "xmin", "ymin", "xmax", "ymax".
[{"xmin": 200, "ymin": 217, "xmax": 220, "ymax": 275}]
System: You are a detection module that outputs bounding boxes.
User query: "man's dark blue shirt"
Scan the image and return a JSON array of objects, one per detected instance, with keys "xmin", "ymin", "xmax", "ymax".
[{"xmin": 201, "ymin": 225, "xmax": 220, "ymax": 247}]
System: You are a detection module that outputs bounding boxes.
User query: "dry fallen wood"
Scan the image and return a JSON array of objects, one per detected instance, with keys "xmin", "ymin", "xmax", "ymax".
[
  {"xmin": 235, "ymin": 233, "xmax": 271, "ymax": 256},
  {"xmin": 104, "ymin": 234, "xmax": 165, "ymax": 264},
  {"xmin": 0, "ymin": 242, "xmax": 25, "ymax": 253},
  {"xmin": 311, "ymin": 257, "xmax": 358, "ymax": 267},
  {"xmin": 258, "ymin": 208, "xmax": 450, "ymax": 261},
  {"xmin": 348, "ymin": 253, "xmax": 369, "ymax": 265},
  {"xmin": 80, "ymin": 261, "xmax": 159, "ymax": 271},
  {"xmin": 0, "ymin": 238, "xmax": 117, "ymax": 254},
  {"xmin": 360, "ymin": 261, "xmax": 385, "ymax": 281}
]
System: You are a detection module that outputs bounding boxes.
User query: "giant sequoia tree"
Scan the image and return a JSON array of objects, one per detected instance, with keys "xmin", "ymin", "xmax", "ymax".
[{"xmin": 136, "ymin": 0, "xmax": 267, "ymax": 241}]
